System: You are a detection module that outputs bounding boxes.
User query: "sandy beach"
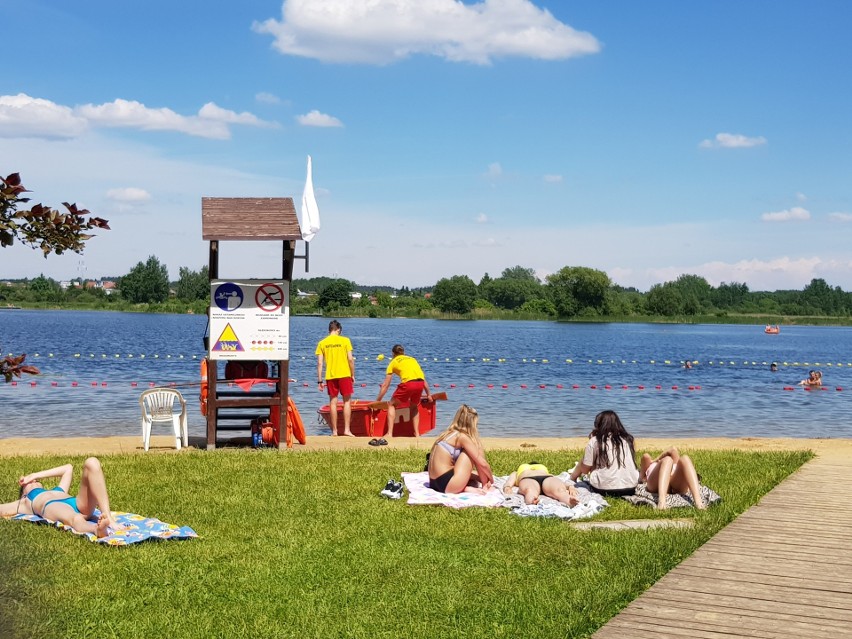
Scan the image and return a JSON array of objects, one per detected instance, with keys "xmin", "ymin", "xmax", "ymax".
[{"xmin": 2, "ymin": 435, "xmax": 851, "ymax": 461}]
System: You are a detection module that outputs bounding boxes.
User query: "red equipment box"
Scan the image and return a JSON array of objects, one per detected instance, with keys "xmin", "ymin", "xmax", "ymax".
[{"xmin": 318, "ymin": 399, "xmax": 437, "ymax": 437}]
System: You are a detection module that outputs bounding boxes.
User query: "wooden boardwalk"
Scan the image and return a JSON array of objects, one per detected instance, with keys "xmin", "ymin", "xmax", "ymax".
[{"xmin": 594, "ymin": 450, "xmax": 852, "ymax": 638}]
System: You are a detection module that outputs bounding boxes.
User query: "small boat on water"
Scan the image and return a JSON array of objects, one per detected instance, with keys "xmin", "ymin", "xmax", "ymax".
[
  {"xmin": 0, "ymin": 304, "xmax": 21, "ymax": 310},
  {"xmin": 764, "ymin": 324, "xmax": 780, "ymax": 334}
]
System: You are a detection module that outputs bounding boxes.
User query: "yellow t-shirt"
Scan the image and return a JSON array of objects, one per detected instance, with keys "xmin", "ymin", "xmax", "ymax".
[
  {"xmin": 517, "ymin": 463, "xmax": 549, "ymax": 477},
  {"xmin": 386, "ymin": 355, "xmax": 425, "ymax": 383},
  {"xmin": 315, "ymin": 334, "xmax": 353, "ymax": 380}
]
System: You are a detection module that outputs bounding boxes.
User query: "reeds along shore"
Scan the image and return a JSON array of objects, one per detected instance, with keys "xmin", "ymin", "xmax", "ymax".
[{"xmin": 0, "ymin": 435, "xmax": 848, "ymax": 459}]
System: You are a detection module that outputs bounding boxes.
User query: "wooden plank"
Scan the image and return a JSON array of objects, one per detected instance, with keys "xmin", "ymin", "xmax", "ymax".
[
  {"xmin": 617, "ymin": 599, "xmax": 844, "ymax": 638},
  {"xmin": 651, "ymin": 574, "xmax": 852, "ymax": 609},
  {"xmin": 201, "ymin": 197, "xmax": 300, "ymax": 240},
  {"xmin": 675, "ymin": 565, "xmax": 852, "ymax": 593}
]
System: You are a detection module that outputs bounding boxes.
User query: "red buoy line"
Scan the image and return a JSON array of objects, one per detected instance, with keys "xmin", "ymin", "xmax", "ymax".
[
  {"xmin": 13, "ymin": 353, "xmax": 852, "ymax": 369},
  {"xmin": 7, "ymin": 380, "xmax": 845, "ymax": 391}
]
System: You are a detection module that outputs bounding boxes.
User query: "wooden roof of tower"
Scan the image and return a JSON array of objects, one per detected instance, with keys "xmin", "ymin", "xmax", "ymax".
[{"xmin": 201, "ymin": 197, "xmax": 301, "ymax": 241}]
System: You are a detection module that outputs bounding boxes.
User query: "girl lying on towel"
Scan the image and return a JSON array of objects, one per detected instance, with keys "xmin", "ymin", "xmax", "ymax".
[
  {"xmin": 427, "ymin": 404, "xmax": 494, "ymax": 494},
  {"xmin": 0, "ymin": 457, "xmax": 120, "ymax": 537},
  {"xmin": 639, "ymin": 447, "xmax": 706, "ymax": 510},
  {"xmin": 502, "ymin": 463, "xmax": 580, "ymax": 506}
]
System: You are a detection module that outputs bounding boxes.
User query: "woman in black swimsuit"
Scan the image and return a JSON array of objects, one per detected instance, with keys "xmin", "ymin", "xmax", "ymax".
[{"xmin": 1, "ymin": 457, "xmax": 119, "ymax": 538}]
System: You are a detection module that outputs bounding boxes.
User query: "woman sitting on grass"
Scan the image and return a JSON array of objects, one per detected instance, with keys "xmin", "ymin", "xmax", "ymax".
[
  {"xmin": 502, "ymin": 462, "xmax": 580, "ymax": 506},
  {"xmin": 427, "ymin": 404, "xmax": 494, "ymax": 494},
  {"xmin": 0, "ymin": 457, "xmax": 119, "ymax": 538},
  {"xmin": 639, "ymin": 447, "xmax": 706, "ymax": 510},
  {"xmin": 569, "ymin": 410, "xmax": 639, "ymax": 497}
]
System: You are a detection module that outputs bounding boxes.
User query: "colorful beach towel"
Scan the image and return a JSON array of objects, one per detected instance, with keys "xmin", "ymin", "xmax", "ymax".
[
  {"xmin": 402, "ymin": 472, "xmax": 504, "ymax": 508},
  {"xmin": 13, "ymin": 511, "xmax": 198, "ymax": 546},
  {"xmin": 621, "ymin": 483, "xmax": 721, "ymax": 509}
]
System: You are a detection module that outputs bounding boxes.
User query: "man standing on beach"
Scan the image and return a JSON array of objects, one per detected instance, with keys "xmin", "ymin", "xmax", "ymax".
[
  {"xmin": 316, "ymin": 320, "xmax": 355, "ymax": 436},
  {"xmin": 376, "ymin": 344, "xmax": 432, "ymax": 438}
]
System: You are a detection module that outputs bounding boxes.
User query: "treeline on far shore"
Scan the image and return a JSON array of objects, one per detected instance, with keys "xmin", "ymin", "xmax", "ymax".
[{"xmin": 4, "ymin": 260, "xmax": 852, "ymax": 326}]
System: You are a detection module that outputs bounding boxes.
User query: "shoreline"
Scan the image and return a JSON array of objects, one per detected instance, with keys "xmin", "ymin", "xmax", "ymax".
[{"xmin": 1, "ymin": 435, "xmax": 850, "ymax": 460}]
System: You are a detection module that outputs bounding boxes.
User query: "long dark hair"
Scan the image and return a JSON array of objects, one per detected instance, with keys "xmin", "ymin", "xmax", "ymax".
[{"xmin": 591, "ymin": 410, "xmax": 635, "ymax": 469}]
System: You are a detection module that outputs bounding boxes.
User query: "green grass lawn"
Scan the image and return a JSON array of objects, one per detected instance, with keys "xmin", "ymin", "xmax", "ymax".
[{"xmin": 0, "ymin": 448, "xmax": 810, "ymax": 639}]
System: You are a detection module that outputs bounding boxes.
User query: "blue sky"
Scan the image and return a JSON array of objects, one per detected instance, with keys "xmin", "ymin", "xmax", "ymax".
[{"xmin": 2, "ymin": 0, "xmax": 850, "ymax": 291}]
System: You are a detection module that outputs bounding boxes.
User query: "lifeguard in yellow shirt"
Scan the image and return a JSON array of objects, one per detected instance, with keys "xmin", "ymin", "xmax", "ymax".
[
  {"xmin": 316, "ymin": 320, "xmax": 355, "ymax": 436},
  {"xmin": 376, "ymin": 344, "xmax": 433, "ymax": 438}
]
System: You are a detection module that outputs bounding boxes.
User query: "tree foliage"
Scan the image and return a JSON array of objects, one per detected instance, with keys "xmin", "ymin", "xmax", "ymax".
[
  {"xmin": 546, "ymin": 266, "xmax": 611, "ymax": 318},
  {"xmin": 176, "ymin": 265, "xmax": 210, "ymax": 301},
  {"xmin": 120, "ymin": 256, "xmax": 170, "ymax": 303},
  {"xmin": 431, "ymin": 275, "xmax": 477, "ymax": 314},
  {"xmin": 1, "ymin": 173, "xmax": 109, "ymax": 256},
  {"xmin": 318, "ymin": 279, "xmax": 354, "ymax": 311}
]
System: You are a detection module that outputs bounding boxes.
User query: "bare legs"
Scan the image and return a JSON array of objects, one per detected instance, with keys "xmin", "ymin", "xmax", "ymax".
[
  {"xmin": 386, "ymin": 400, "xmax": 420, "ymax": 438},
  {"xmin": 411, "ymin": 402, "xmax": 421, "ymax": 438},
  {"xmin": 75, "ymin": 457, "xmax": 119, "ymax": 530},
  {"xmin": 329, "ymin": 396, "xmax": 339, "ymax": 435},
  {"xmin": 518, "ymin": 477, "xmax": 579, "ymax": 506},
  {"xmin": 329, "ymin": 395, "xmax": 354, "ymax": 436},
  {"xmin": 341, "ymin": 395, "xmax": 353, "ymax": 436},
  {"xmin": 386, "ymin": 402, "xmax": 396, "ymax": 438},
  {"xmin": 642, "ymin": 452, "xmax": 706, "ymax": 510},
  {"xmin": 443, "ymin": 452, "xmax": 485, "ymax": 494}
]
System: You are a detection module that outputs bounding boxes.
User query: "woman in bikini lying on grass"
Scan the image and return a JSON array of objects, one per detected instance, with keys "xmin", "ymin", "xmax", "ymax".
[
  {"xmin": 502, "ymin": 462, "xmax": 580, "ymax": 506},
  {"xmin": 0, "ymin": 457, "xmax": 119, "ymax": 537},
  {"xmin": 427, "ymin": 404, "xmax": 494, "ymax": 494}
]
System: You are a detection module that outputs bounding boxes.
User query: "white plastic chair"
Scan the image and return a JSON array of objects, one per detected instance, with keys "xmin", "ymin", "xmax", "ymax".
[{"xmin": 139, "ymin": 388, "xmax": 188, "ymax": 451}]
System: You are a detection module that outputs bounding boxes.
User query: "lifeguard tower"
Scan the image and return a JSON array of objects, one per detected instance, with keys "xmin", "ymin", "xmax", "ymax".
[{"xmin": 201, "ymin": 196, "xmax": 307, "ymax": 450}]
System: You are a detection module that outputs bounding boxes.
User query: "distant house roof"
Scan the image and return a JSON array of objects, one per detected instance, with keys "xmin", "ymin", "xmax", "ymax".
[{"xmin": 201, "ymin": 197, "xmax": 301, "ymax": 241}]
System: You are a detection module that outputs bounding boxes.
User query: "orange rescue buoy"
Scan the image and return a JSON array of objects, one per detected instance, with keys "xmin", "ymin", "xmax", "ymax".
[
  {"xmin": 200, "ymin": 358, "xmax": 209, "ymax": 416},
  {"xmin": 287, "ymin": 397, "xmax": 306, "ymax": 446}
]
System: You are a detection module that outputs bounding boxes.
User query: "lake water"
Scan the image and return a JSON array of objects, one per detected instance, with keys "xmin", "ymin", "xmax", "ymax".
[{"xmin": 1, "ymin": 310, "xmax": 850, "ymax": 440}]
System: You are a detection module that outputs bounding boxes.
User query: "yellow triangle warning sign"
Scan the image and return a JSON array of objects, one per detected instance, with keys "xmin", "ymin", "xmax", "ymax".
[{"xmin": 212, "ymin": 323, "xmax": 244, "ymax": 352}]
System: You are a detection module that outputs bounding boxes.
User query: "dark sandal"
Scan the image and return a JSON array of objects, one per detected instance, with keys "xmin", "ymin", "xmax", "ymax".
[
  {"xmin": 368, "ymin": 438, "xmax": 381, "ymax": 446},
  {"xmin": 377, "ymin": 438, "xmax": 388, "ymax": 446}
]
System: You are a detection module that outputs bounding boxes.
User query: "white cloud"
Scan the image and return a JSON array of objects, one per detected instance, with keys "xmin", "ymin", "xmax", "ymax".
[
  {"xmin": 254, "ymin": 0, "xmax": 601, "ymax": 65},
  {"xmin": 106, "ymin": 187, "xmax": 151, "ymax": 203},
  {"xmin": 646, "ymin": 256, "xmax": 851, "ymax": 291},
  {"xmin": 699, "ymin": 132, "xmax": 767, "ymax": 149},
  {"xmin": 796, "ymin": 191, "xmax": 807, "ymax": 202},
  {"xmin": 0, "ymin": 93, "xmax": 88, "ymax": 139},
  {"xmin": 829, "ymin": 212, "xmax": 852, "ymax": 222},
  {"xmin": 255, "ymin": 92, "xmax": 281, "ymax": 104},
  {"xmin": 197, "ymin": 102, "xmax": 274, "ymax": 128},
  {"xmin": 79, "ymin": 99, "xmax": 276, "ymax": 139},
  {"xmin": 484, "ymin": 162, "xmax": 503, "ymax": 180},
  {"xmin": 543, "ymin": 174, "xmax": 563, "ymax": 183},
  {"xmin": 0, "ymin": 94, "xmax": 276, "ymax": 141},
  {"xmin": 476, "ymin": 213, "xmax": 488, "ymax": 223},
  {"xmin": 761, "ymin": 206, "xmax": 811, "ymax": 222},
  {"xmin": 296, "ymin": 110, "xmax": 343, "ymax": 127}
]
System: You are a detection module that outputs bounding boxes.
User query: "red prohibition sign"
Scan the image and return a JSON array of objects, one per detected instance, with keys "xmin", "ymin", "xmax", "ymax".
[{"xmin": 255, "ymin": 283, "xmax": 284, "ymax": 312}]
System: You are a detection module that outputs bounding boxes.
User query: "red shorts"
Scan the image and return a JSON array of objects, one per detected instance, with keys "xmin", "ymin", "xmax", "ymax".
[
  {"xmin": 326, "ymin": 377, "xmax": 354, "ymax": 398},
  {"xmin": 391, "ymin": 380, "xmax": 425, "ymax": 408}
]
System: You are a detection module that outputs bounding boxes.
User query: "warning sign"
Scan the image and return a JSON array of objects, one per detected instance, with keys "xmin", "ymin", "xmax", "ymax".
[
  {"xmin": 211, "ymin": 323, "xmax": 244, "ymax": 353},
  {"xmin": 208, "ymin": 280, "xmax": 289, "ymax": 360},
  {"xmin": 255, "ymin": 283, "xmax": 284, "ymax": 312}
]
